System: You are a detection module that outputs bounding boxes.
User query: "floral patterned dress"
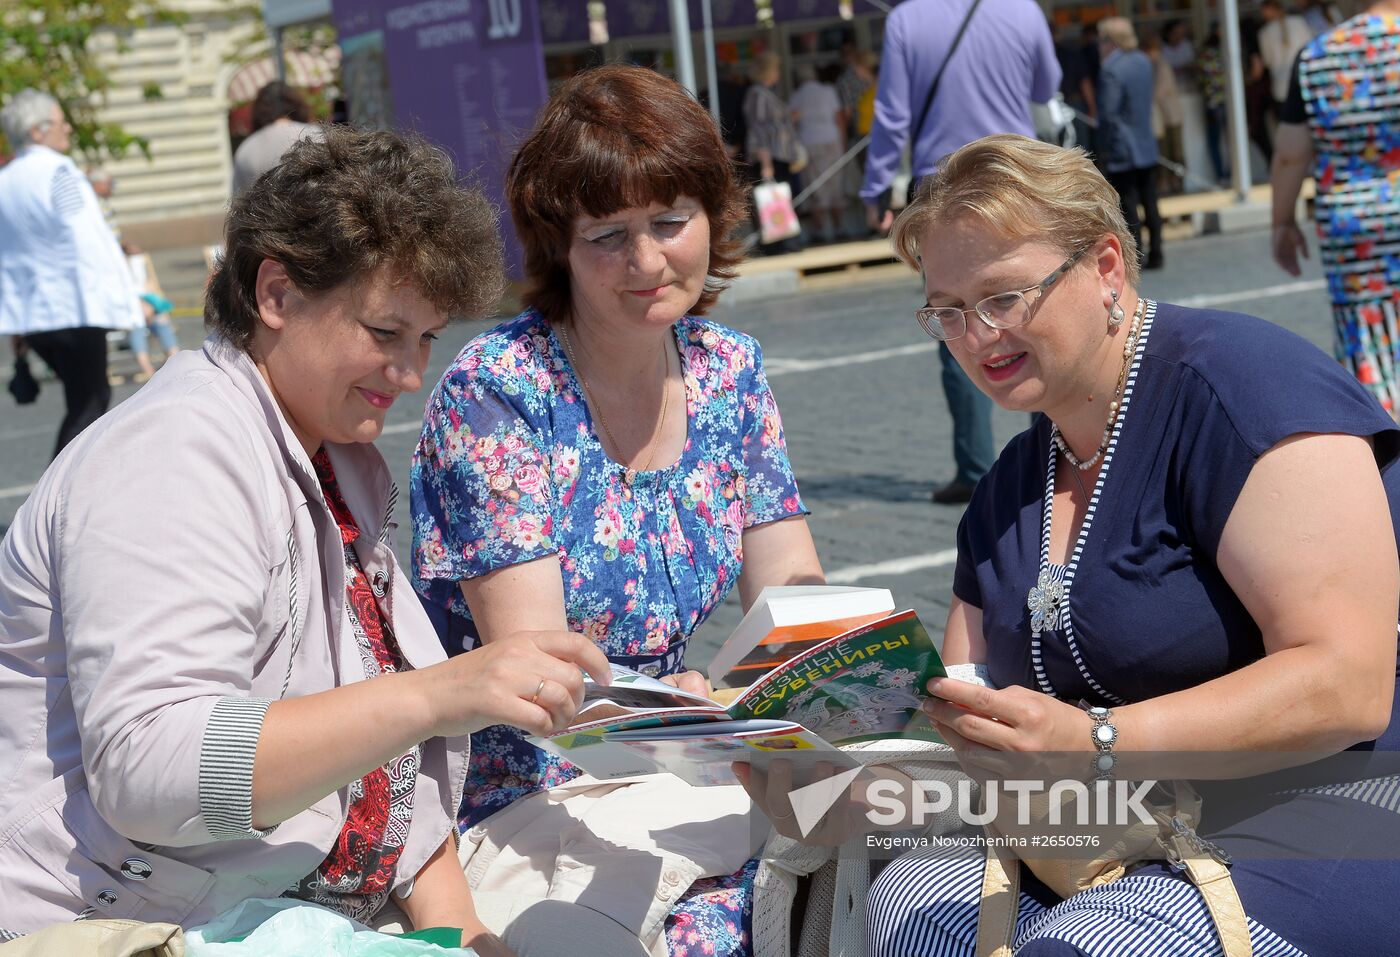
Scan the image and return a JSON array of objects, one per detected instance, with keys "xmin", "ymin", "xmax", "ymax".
[
  {"xmin": 1285, "ymin": 14, "xmax": 1400, "ymax": 414},
  {"xmin": 410, "ymin": 311, "xmax": 808, "ymax": 957}
]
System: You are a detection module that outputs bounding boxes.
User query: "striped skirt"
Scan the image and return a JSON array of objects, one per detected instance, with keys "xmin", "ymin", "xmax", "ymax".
[{"xmin": 866, "ymin": 854, "xmax": 1306, "ymax": 957}]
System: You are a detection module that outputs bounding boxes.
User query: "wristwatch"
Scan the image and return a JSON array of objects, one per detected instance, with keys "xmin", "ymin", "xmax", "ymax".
[{"xmin": 1087, "ymin": 706, "xmax": 1118, "ymax": 780}]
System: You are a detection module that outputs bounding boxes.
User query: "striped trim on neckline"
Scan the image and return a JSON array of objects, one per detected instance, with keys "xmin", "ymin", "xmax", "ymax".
[{"xmin": 1030, "ymin": 299, "xmax": 1158, "ymax": 703}]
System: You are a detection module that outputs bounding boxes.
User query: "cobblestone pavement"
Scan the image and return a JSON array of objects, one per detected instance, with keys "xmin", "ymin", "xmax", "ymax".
[{"xmin": 0, "ymin": 228, "xmax": 1333, "ymax": 670}]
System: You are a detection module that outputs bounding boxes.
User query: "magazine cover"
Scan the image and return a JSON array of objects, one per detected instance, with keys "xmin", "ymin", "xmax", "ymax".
[
  {"xmin": 725, "ymin": 610, "xmax": 946, "ymax": 746},
  {"xmin": 532, "ymin": 610, "xmax": 945, "ymax": 780}
]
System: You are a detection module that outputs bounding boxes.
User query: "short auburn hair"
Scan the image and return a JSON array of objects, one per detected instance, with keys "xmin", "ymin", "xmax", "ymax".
[
  {"xmin": 507, "ymin": 64, "xmax": 747, "ymax": 323},
  {"xmin": 207, "ymin": 125, "xmax": 504, "ymax": 350}
]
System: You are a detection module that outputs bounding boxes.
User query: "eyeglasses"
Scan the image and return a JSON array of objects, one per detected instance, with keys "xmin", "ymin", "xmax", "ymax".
[{"xmin": 915, "ymin": 246, "xmax": 1090, "ymax": 341}]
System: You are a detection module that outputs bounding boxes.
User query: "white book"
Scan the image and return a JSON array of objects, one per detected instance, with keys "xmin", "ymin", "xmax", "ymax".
[{"xmin": 705, "ymin": 584, "xmax": 895, "ymax": 688}]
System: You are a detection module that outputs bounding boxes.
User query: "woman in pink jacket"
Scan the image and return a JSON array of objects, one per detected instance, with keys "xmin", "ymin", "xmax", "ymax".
[{"xmin": 0, "ymin": 125, "xmax": 609, "ymax": 952}]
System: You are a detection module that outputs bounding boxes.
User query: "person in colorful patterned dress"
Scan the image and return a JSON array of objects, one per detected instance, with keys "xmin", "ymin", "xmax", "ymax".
[
  {"xmin": 411, "ymin": 65, "xmax": 826, "ymax": 957},
  {"xmin": 1271, "ymin": 1, "xmax": 1400, "ymax": 417},
  {"xmin": 0, "ymin": 126, "xmax": 614, "ymax": 951}
]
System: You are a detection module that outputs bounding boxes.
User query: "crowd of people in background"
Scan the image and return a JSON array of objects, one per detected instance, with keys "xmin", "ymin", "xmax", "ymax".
[
  {"xmin": 704, "ymin": 0, "xmax": 1353, "ymax": 265},
  {"xmin": 1052, "ymin": 0, "xmax": 1346, "ymax": 193},
  {"xmin": 709, "ymin": 43, "xmax": 878, "ymax": 254}
]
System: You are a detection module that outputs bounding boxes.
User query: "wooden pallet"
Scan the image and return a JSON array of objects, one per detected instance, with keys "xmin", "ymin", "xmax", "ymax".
[{"xmin": 737, "ymin": 238, "xmax": 900, "ymax": 281}]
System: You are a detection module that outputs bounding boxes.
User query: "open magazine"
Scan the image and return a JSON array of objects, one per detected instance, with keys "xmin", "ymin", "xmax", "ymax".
[{"xmin": 532, "ymin": 610, "xmax": 945, "ymax": 787}]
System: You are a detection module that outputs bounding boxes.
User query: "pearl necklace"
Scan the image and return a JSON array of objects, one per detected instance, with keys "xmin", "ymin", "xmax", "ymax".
[{"xmin": 1051, "ymin": 299, "xmax": 1145, "ymax": 472}]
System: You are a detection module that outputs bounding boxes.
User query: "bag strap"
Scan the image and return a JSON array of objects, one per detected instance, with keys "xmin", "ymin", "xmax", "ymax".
[
  {"xmin": 975, "ymin": 844, "xmax": 1019, "ymax": 957},
  {"xmin": 1173, "ymin": 839, "xmax": 1254, "ymax": 957},
  {"xmin": 974, "ymin": 838, "xmax": 1254, "ymax": 957},
  {"xmin": 910, "ymin": 0, "xmax": 985, "ymax": 150}
]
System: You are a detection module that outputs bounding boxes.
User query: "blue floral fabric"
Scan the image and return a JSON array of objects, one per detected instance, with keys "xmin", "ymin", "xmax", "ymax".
[
  {"xmin": 410, "ymin": 309, "xmax": 807, "ymax": 826},
  {"xmin": 666, "ymin": 857, "xmax": 760, "ymax": 957}
]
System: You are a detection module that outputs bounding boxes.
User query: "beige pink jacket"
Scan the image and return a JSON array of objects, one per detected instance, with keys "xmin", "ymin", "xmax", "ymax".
[{"xmin": 0, "ymin": 336, "xmax": 468, "ymax": 935}]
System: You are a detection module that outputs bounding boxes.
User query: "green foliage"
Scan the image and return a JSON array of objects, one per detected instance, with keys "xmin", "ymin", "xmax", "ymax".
[{"xmin": 0, "ymin": 0, "xmax": 184, "ymax": 161}]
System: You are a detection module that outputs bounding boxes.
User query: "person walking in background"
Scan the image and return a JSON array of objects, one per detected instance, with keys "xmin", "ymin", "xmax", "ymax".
[
  {"xmin": 1159, "ymin": 18, "xmax": 1196, "ymax": 87},
  {"xmin": 715, "ymin": 64, "xmax": 751, "ymax": 162},
  {"xmin": 744, "ymin": 51, "xmax": 805, "ymax": 256},
  {"xmin": 1272, "ymin": 0, "xmax": 1400, "ymax": 416},
  {"xmin": 230, "ymin": 81, "xmax": 322, "ymax": 194},
  {"xmin": 1097, "ymin": 17, "xmax": 1165, "ymax": 270},
  {"xmin": 836, "ymin": 46, "xmax": 876, "ymax": 231},
  {"xmin": 1302, "ymin": 0, "xmax": 1344, "ymax": 34},
  {"xmin": 789, "ymin": 65, "xmax": 846, "ymax": 244},
  {"xmin": 0, "ymin": 90, "xmax": 142, "ymax": 457},
  {"xmin": 836, "ymin": 42, "xmax": 874, "ymax": 132},
  {"xmin": 1258, "ymin": 0, "xmax": 1313, "ymax": 115},
  {"xmin": 1055, "ymin": 23, "xmax": 1098, "ymax": 155},
  {"xmin": 1143, "ymin": 32, "xmax": 1185, "ymax": 194},
  {"xmin": 122, "ymin": 246, "xmax": 180, "ymax": 383},
  {"xmin": 859, "ymin": 0, "xmax": 1061, "ymax": 504},
  {"xmin": 1197, "ymin": 25, "xmax": 1231, "ymax": 185},
  {"xmin": 1243, "ymin": 14, "xmax": 1276, "ymax": 165}
]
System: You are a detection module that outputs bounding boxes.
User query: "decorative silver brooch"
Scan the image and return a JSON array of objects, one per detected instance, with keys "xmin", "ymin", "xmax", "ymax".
[{"xmin": 1027, "ymin": 568, "xmax": 1064, "ymax": 636}]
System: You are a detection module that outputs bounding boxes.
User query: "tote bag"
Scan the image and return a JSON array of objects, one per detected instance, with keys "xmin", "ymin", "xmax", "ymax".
[{"xmin": 754, "ymin": 180, "xmax": 801, "ymax": 245}]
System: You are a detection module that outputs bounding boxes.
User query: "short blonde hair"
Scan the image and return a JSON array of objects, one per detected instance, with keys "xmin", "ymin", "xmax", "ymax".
[
  {"xmin": 891, "ymin": 134, "xmax": 1140, "ymax": 284},
  {"xmin": 751, "ymin": 51, "xmax": 782, "ymax": 82},
  {"xmin": 1097, "ymin": 17, "xmax": 1139, "ymax": 51}
]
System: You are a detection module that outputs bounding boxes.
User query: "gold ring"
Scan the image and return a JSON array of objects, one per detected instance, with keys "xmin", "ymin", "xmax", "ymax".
[{"xmin": 530, "ymin": 679, "xmax": 546, "ymax": 705}]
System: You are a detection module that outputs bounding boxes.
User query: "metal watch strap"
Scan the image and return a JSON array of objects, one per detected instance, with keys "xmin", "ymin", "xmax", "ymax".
[{"xmin": 1087, "ymin": 705, "xmax": 1118, "ymax": 779}]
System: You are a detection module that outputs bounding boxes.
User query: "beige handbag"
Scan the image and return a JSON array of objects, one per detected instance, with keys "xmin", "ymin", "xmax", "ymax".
[
  {"xmin": 0, "ymin": 919, "xmax": 183, "ymax": 957},
  {"xmin": 974, "ymin": 780, "xmax": 1252, "ymax": 957}
]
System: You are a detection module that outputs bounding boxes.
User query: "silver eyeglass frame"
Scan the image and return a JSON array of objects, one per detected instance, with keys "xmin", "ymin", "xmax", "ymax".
[{"xmin": 916, "ymin": 245, "xmax": 1091, "ymax": 341}]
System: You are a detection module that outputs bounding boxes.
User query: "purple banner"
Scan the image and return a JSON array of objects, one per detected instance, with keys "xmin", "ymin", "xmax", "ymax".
[
  {"xmin": 771, "ymin": 0, "xmax": 902, "ymax": 18},
  {"xmin": 566, "ymin": 0, "xmax": 758, "ymax": 39},
  {"xmin": 769, "ymin": 0, "xmax": 840, "ymax": 20},
  {"xmin": 689, "ymin": 0, "xmax": 761, "ymax": 31},
  {"xmin": 534, "ymin": 0, "xmax": 885, "ymax": 46},
  {"xmin": 333, "ymin": 0, "xmax": 549, "ymax": 277},
  {"xmin": 538, "ymin": 0, "xmax": 591, "ymax": 44}
]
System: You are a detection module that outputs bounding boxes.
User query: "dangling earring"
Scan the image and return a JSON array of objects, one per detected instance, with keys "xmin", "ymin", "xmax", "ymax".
[{"xmin": 1108, "ymin": 289, "xmax": 1126, "ymax": 328}]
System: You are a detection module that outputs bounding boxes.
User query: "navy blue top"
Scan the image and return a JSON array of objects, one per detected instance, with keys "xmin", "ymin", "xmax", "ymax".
[
  {"xmin": 953, "ymin": 301, "xmax": 1400, "ymax": 953},
  {"xmin": 956, "ymin": 300, "xmax": 1400, "ymax": 717}
]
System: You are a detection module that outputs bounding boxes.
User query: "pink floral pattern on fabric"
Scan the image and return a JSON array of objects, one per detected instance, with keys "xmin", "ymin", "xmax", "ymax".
[
  {"xmin": 666, "ymin": 858, "xmax": 760, "ymax": 957},
  {"xmin": 410, "ymin": 311, "xmax": 806, "ymax": 825},
  {"xmin": 411, "ymin": 313, "xmax": 804, "ymax": 957}
]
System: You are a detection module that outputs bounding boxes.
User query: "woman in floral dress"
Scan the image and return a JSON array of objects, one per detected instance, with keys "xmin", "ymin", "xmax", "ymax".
[
  {"xmin": 411, "ymin": 65, "xmax": 825, "ymax": 957},
  {"xmin": 1271, "ymin": 0, "xmax": 1400, "ymax": 416}
]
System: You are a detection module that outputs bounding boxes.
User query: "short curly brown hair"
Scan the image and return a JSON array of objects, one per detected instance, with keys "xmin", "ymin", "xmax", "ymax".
[
  {"xmin": 206, "ymin": 125, "xmax": 504, "ymax": 350},
  {"xmin": 506, "ymin": 64, "xmax": 747, "ymax": 324}
]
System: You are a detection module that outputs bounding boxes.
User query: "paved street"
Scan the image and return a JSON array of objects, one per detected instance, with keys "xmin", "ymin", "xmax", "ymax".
[{"xmin": 0, "ymin": 227, "xmax": 1332, "ymax": 669}]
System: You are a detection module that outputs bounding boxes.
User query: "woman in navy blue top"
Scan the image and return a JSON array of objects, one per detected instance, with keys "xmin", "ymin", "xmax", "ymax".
[{"xmin": 859, "ymin": 135, "xmax": 1400, "ymax": 957}]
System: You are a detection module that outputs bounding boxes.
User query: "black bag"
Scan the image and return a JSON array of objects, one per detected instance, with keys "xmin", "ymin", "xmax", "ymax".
[{"xmin": 8, "ymin": 353, "xmax": 39, "ymax": 405}]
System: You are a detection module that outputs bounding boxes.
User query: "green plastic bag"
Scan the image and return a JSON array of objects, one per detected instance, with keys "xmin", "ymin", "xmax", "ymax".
[{"xmin": 186, "ymin": 898, "xmax": 478, "ymax": 956}]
